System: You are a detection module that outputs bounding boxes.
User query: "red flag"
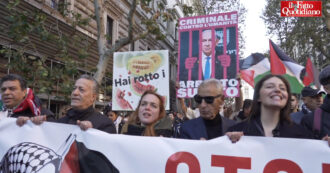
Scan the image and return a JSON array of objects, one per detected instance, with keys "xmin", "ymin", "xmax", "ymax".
[
  {"xmin": 240, "ymin": 70, "xmax": 255, "ymax": 87},
  {"xmin": 60, "ymin": 141, "xmax": 80, "ymax": 173},
  {"xmin": 269, "ymin": 40, "xmax": 286, "ymax": 75},
  {"xmin": 303, "ymin": 58, "xmax": 314, "ymax": 86}
]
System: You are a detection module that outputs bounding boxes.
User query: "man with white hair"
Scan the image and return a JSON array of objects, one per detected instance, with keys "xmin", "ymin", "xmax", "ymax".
[
  {"xmin": 57, "ymin": 74, "xmax": 116, "ymax": 133},
  {"xmin": 18, "ymin": 74, "xmax": 116, "ymax": 134},
  {"xmin": 178, "ymin": 78, "xmax": 235, "ymax": 140}
]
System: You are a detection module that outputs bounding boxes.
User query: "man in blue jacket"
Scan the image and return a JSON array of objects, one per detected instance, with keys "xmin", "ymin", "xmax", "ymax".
[{"xmin": 178, "ymin": 78, "xmax": 235, "ymax": 140}]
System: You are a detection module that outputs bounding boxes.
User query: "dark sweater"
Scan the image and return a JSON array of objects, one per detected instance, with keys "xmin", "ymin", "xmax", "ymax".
[
  {"xmin": 125, "ymin": 116, "xmax": 173, "ymax": 137},
  {"xmin": 58, "ymin": 106, "xmax": 116, "ymax": 134},
  {"xmin": 203, "ymin": 114, "xmax": 222, "ymax": 139},
  {"xmin": 228, "ymin": 116, "xmax": 313, "ymax": 139}
]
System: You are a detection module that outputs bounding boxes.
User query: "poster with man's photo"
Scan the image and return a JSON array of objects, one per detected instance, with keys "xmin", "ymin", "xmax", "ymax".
[{"xmin": 177, "ymin": 12, "xmax": 239, "ymax": 98}]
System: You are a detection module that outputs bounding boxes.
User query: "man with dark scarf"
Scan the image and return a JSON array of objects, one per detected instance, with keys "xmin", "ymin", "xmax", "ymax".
[
  {"xmin": 57, "ymin": 74, "xmax": 116, "ymax": 134},
  {"xmin": 178, "ymin": 79, "xmax": 235, "ymax": 140},
  {"xmin": 0, "ymin": 74, "xmax": 54, "ymax": 121}
]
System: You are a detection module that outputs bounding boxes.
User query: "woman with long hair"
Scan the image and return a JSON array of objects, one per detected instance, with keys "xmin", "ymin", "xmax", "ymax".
[
  {"xmin": 226, "ymin": 74, "xmax": 312, "ymax": 142},
  {"xmin": 121, "ymin": 90, "xmax": 172, "ymax": 137}
]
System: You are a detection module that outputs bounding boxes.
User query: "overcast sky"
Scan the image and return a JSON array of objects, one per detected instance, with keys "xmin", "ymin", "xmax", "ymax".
[{"xmin": 241, "ymin": 0, "xmax": 275, "ymax": 58}]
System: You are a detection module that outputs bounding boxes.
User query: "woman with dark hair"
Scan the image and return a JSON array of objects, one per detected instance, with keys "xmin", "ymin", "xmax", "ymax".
[
  {"xmin": 234, "ymin": 99, "xmax": 253, "ymax": 122},
  {"xmin": 121, "ymin": 90, "xmax": 172, "ymax": 137},
  {"xmin": 226, "ymin": 74, "xmax": 312, "ymax": 142}
]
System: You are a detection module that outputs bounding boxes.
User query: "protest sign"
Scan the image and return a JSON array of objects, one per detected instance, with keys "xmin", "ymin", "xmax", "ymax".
[
  {"xmin": 177, "ymin": 12, "xmax": 239, "ymax": 98},
  {"xmin": 112, "ymin": 50, "xmax": 169, "ymax": 110}
]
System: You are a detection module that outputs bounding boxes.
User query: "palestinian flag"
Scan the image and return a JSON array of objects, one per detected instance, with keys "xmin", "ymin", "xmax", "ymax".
[
  {"xmin": 269, "ymin": 40, "xmax": 304, "ymax": 94},
  {"xmin": 302, "ymin": 57, "xmax": 321, "ymax": 89},
  {"xmin": 240, "ymin": 53, "xmax": 270, "ymax": 87}
]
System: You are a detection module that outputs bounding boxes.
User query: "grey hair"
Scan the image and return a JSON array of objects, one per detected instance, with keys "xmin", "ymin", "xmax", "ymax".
[
  {"xmin": 78, "ymin": 74, "xmax": 99, "ymax": 94},
  {"xmin": 198, "ymin": 78, "xmax": 223, "ymax": 94}
]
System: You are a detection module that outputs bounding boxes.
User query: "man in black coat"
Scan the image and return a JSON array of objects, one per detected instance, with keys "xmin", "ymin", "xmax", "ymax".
[
  {"xmin": 301, "ymin": 65, "xmax": 330, "ymax": 141},
  {"xmin": 19, "ymin": 74, "xmax": 116, "ymax": 133},
  {"xmin": 178, "ymin": 79, "xmax": 235, "ymax": 140},
  {"xmin": 13, "ymin": 75, "xmax": 117, "ymax": 172},
  {"xmin": 58, "ymin": 74, "xmax": 116, "ymax": 134}
]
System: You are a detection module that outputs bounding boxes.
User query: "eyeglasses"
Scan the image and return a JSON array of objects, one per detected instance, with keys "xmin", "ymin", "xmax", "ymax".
[{"xmin": 194, "ymin": 94, "xmax": 222, "ymax": 104}]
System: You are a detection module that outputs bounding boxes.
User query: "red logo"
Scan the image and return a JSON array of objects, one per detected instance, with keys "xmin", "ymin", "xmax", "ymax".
[{"xmin": 281, "ymin": 1, "xmax": 322, "ymax": 17}]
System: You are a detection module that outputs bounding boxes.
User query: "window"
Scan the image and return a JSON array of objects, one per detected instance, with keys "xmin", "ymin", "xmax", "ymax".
[
  {"xmin": 107, "ymin": 16, "xmax": 114, "ymax": 45},
  {"xmin": 50, "ymin": 0, "xmax": 66, "ymax": 14},
  {"xmin": 50, "ymin": 0, "xmax": 58, "ymax": 9}
]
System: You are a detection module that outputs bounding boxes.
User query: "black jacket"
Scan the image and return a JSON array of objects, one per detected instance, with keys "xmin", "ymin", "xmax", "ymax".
[
  {"xmin": 58, "ymin": 106, "xmax": 116, "ymax": 134},
  {"xmin": 290, "ymin": 104, "xmax": 311, "ymax": 124},
  {"xmin": 234, "ymin": 111, "xmax": 247, "ymax": 122},
  {"xmin": 123, "ymin": 116, "xmax": 173, "ymax": 137},
  {"xmin": 227, "ymin": 116, "xmax": 313, "ymax": 139},
  {"xmin": 301, "ymin": 94, "xmax": 330, "ymax": 139},
  {"xmin": 179, "ymin": 114, "xmax": 236, "ymax": 140}
]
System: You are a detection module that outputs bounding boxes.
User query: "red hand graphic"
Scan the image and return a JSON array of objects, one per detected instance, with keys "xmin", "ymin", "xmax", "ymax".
[
  {"xmin": 218, "ymin": 54, "xmax": 231, "ymax": 79},
  {"xmin": 185, "ymin": 57, "xmax": 197, "ymax": 80}
]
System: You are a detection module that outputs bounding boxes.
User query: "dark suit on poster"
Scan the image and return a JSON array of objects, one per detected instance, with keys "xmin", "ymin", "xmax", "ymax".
[{"xmin": 179, "ymin": 27, "xmax": 237, "ymax": 82}]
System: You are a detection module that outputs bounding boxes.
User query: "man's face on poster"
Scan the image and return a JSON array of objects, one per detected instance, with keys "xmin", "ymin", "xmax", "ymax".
[{"xmin": 202, "ymin": 30, "xmax": 212, "ymax": 56}]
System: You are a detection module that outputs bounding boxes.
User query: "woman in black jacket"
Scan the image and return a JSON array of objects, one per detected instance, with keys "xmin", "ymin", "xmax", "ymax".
[
  {"xmin": 227, "ymin": 74, "xmax": 312, "ymax": 142},
  {"xmin": 121, "ymin": 90, "xmax": 172, "ymax": 137}
]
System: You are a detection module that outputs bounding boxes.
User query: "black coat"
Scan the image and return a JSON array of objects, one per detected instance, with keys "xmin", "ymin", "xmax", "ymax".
[
  {"xmin": 227, "ymin": 116, "xmax": 313, "ymax": 139},
  {"xmin": 124, "ymin": 116, "xmax": 173, "ymax": 137},
  {"xmin": 178, "ymin": 114, "xmax": 236, "ymax": 140},
  {"xmin": 301, "ymin": 94, "xmax": 330, "ymax": 139},
  {"xmin": 58, "ymin": 106, "xmax": 116, "ymax": 134},
  {"xmin": 125, "ymin": 124, "xmax": 173, "ymax": 137}
]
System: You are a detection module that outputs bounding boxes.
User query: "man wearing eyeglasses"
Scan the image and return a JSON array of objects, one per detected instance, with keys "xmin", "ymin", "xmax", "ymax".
[{"xmin": 178, "ymin": 79, "xmax": 235, "ymax": 140}]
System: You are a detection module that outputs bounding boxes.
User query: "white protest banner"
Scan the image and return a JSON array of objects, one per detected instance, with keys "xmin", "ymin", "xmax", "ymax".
[
  {"xmin": 112, "ymin": 50, "xmax": 169, "ymax": 111},
  {"xmin": 0, "ymin": 118, "xmax": 330, "ymax": 173}
]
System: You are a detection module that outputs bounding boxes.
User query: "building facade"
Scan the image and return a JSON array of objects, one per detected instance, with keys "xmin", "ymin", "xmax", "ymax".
[{"xmin": 0, "ymin": 0, "xmax": 188, "ymax": 116}]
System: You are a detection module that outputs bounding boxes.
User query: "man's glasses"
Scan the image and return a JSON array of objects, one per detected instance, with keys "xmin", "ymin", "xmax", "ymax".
[{"xmin": 194, "ymin": 94, "xmax": 222, "ymax": 104}]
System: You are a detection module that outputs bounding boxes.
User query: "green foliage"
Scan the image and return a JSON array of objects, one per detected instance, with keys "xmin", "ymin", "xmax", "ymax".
[
  {"xmin": 2, "ymin": 0, "xmax": 91, "ymax": 102},
  {"xmin": 262, "ymin": 0, "xmax": 329, "ymax": 68},
  {"xmin": 137, "ymin": 0, "xmax": 195, "ymax": 42},
  {"xmin": 181, "ymin": 4, "xmax": 194, "ymax": 16}
]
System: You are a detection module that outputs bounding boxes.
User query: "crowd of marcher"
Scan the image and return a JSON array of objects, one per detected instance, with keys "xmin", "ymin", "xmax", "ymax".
[{"xmin": 1, "ymin": 65, "xmax": 330, "ymax": 147}]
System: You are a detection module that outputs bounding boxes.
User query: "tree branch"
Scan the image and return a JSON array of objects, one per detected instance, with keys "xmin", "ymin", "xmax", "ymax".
[
  {"xmin": 104, "ymin": 0, "xmax": 138, "ymax": 57},
  {"xmin": 310, "ymin": 34, "xmax": 330, "ymax": 60},
  {"xmin": 94, "ymin": 0, "xmax": 105, "ymax": 56}
]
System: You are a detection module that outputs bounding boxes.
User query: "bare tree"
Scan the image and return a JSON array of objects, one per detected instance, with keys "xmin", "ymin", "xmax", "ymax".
[{"xmin": 93, "ymin": 0, "xmax": 192, "ymax": 83}]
